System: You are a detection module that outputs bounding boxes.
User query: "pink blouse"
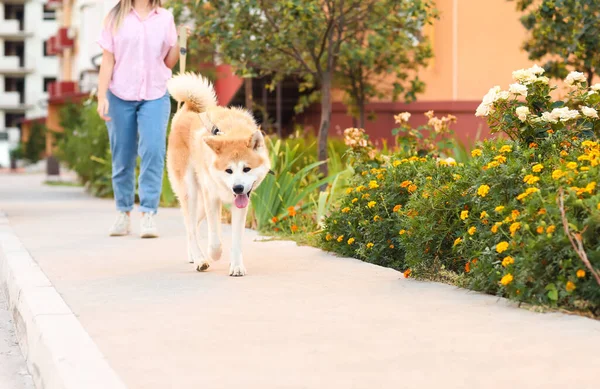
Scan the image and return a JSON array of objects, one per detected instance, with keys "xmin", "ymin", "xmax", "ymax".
[{"xmin": 97, "ymin": 7, "xmax": 177, "ymax": 101}]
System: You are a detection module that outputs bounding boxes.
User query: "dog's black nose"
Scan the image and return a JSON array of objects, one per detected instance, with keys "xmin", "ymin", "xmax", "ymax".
[{"xmin": 233, "ymin": 185, "xmax": 245, "ymax": 194}]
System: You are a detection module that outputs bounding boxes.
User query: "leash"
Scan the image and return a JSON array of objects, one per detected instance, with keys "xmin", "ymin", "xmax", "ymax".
[{"xmin": 177, "ymin": 25, "xmax": 188, "ymax": 111}]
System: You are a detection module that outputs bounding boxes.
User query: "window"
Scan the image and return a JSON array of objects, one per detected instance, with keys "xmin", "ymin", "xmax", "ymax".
[
  {"xmin": 43, "ymin": 40, "xmax": 54, "ymax": 57},
  {"xmin": 44, "ymin": 6, "xmax": 56, "ymax": 21},
  {"xmin": 44, "ymin": 77, "xmax": 56, "ymax": 92}
]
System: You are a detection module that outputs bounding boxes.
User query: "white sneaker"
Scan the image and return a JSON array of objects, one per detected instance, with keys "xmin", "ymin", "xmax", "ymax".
[
  {"xmin": 109, "ymin": 212, "xmax": 130, "ymax": 236},
  {"xmin": 140, "ymin": 213, "xmax": 158, "ymax": 238}
]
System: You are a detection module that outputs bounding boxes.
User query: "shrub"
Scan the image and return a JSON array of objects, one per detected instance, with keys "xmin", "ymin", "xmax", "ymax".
[
  {"xmin": 321, "ymin": 66, "xmax": 600, "ymax": 315},
  {"xmin": 23, "ymin": 122, "xmax": 47, "ymax": 163}
]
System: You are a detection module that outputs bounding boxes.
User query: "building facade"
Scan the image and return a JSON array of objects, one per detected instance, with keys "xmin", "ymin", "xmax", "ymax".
[{"xmin": 0, "ymin": 0, "xmax": 58, "ymax": 167}]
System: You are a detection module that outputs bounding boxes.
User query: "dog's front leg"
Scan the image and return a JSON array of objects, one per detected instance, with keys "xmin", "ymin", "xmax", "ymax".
[
  {"xmin": 229, "ymin": 205, "xmax": 248, "ymax": 276},
  {"xmin": 203, "ymin": 194, "xmax": 223, "ymax": 262}
]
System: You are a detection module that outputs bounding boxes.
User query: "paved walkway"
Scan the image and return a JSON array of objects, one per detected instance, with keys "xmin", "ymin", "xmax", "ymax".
[
  {"xmin": 1, "ymin": 174, "xmax": 600, "ymax": 389},
  {"xmin": 0, "ymin": 290, "xmax": 34, "ymax": 389}
]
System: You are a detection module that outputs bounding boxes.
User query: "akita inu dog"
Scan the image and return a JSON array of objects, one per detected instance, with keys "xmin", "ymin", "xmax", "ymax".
[{"xmin": 166, "ymin": 73, "xmax": 271, "ymax": 276}]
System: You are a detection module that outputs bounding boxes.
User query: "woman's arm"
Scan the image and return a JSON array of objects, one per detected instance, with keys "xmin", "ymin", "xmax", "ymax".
[
  {"xmin": 164, "ymin": 43, "xmax": 180, "ymax": 69},
  {"xmin": 97, "ymin": 50, "xmax": 115, "ymax": 121}
]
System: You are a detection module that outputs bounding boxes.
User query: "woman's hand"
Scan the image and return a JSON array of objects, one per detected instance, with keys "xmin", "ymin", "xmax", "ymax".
[
  {"xmin": 178, "ymin": 25, "xmax": 192, "ymax": 38},
  {"xmin": 97, "ymin": 96, "xmax": 111, "ymax": 121}
]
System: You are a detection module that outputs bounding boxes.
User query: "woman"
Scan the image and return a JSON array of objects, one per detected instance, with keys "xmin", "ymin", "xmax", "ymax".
[{"xmin": 96, "ymin": 0, "xmax": 182, "ymax": 238}]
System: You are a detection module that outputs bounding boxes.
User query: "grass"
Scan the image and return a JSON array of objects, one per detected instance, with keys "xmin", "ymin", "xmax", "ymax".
[{"xmin": 43, "ymin": 180, "xmax": 83, "ymax": 187}]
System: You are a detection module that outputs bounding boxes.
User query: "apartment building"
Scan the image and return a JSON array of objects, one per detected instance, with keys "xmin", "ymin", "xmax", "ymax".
[{"xmin": 0, "ymin": 0, "xmax": 58, "ymax": 167}]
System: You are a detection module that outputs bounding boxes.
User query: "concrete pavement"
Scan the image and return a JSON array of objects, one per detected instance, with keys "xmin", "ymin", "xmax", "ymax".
[
  {"xmin": 1, "ymin": 173, "xmax": 600, "ymax": 389},
  {"xmin": 0, "ymin": 290, "xmax": 34, "ymax": 389}
]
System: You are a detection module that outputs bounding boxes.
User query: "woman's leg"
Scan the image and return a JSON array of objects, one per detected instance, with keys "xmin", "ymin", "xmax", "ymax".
[
  {"xmin": 137, "ymin": 93, "xmax": 171, "ymax": 214},
  {"xmin": 106, "ymin": 91, "xmax": 138, "ymax": 212}
]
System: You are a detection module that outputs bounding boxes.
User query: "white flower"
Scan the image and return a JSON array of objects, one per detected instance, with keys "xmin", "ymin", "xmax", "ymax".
[
  {"xmin": 565, "ymin": 71, "xmax": 586, "ymax": 86},
  {"xmin": 475, "ymin": 86, "xmax": 502, "ymax": 117},
  {"xmin": 438, "ymin": 157, "xmax": 457, "ymax": 166},
  {"xmin": 516, "ymin": 106, "xmax": 530, "ymax": 122},
  {"xmin": 590, "ymin": 84, "xmax": 600, "ymax": 92},
  {"xmin": 497, "ymin": 91, "xmax": 511, "ymax": 100},
  {"xmin": 512, "ymin": 68, "xmax": 537, "ymax": 84},
  {"xmin": 541, "ymin": 111, "xmax": 558, "ymax": 124},
  {"xmin": 529, "ymin": 64, "xmax": 545, "ymax": 75},
  {"xmin": 581, "ymin": 106, "xmax": 599, "ymax": 118},
  {"xmin": 551, "ymin": 107, "xmax": 580, "ymax": 122},
  {"xmin": 536, "ymin": 76, "xmax": 550, "ymax": 84},
  {"xmin": 394, "ymin": 112, "xmax": 411, "ymax": 123},
  {"xmin": 509, "ymin": 83, "xmax": 528, "ymax": 97}
]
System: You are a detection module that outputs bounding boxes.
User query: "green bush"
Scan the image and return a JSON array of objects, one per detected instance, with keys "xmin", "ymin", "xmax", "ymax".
[
  {"xmin": 23, "ymin": 122, "xmax": 47, "ymax": 163},
  {"xmin": 321, "ymin": 66, "xmax": 600, "ymax": 316}
]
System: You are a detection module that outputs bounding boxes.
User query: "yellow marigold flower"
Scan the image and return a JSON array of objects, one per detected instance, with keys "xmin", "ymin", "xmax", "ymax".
[
  {"xmin": 496, "ymin": 241, "xmax": 509, "ymax": 253},
  {"xmin": 585, "ymin": 182, "xmax": 597, "ymax": 194},
  {"xmin": 393, "ymin": 204, "xmax": 402, "ymax": 212},
  {"xmin": 356, "ymin": 185, "xmax": 366, "ymax": 192},
  {"xmin": 511, "ymin": 210, "xmax": 520, "ymax": 220},
  {"xmin": 337, "ymin": 235, "xmax": 344, "ymax": 242},
  {"xmin": 566, "ymin": 162, "xmax": 578, "ymax": 170},
  {"xmin": 509, "ymin": 222, "xmax": 521, "ymax": 236},
  {"xmin": 582, "ymin": 140, "xmax": 598, "ymax": 148},
  {"xmin": 409, "ymin": 156, "xmax": 419, "ymax": 162},
  {"xmin": 552, "ymin": 169, "xmax": 565, "ymax": 180},
  {"xmin": 471, "ymin": 148, "xmax": 483, "ymax": 157},
  {"xmin": 453, "ymin": 174, "xmax": 462, "ymax": 181},
  {"xmin": 352, "ymin": 198, "xmax": 358, "ymax": 203},
  {"xmin": 361, "ymin": 171, "xmax": 368, "ymax": 176},
  {"xmin": 342, "ymin": 207, "xmax": 350, "ymax": 213},
  {"xmin": 288, "ymin": 206, "xmax": 297, "ymax": 217},
  {"xmin": 523, "ymin": 175, "xmax": 540, "ymax": 185},
  {"xmin": 597, "ymin": 202, "xmax": 600, "ymax": 210},
  {"xmin": 420, "ymin": 158, "xmax": 427, "ymax": 162},
  {"xmin": 369, "ymin": 180, "xmax": 379, "ymax": 189},
  {"xmin": 499, "ymin": 145, "xmax": 513, "ymax": 154},
  {"xmin": 426, "ymin": 176, "xmax": 433, "ymax": 180},
  {"xmin": 400, "ymin": 180, "xmax": 412, "ymax": 188},
  {"xmin": 373, "ymin": 215, "xmax": 381, "ymax": 222},
  {"xmin": 454, "ymin": 237, "xmax": 463, "ymax": 246},
  {"xmin": 393, "ymin": 160, "xmax": 402, "ymax": 167},
  {"xmin": 491, "ymin": 223, "xmax": 500, "ymax": 234},
  {"xmin": 566, "ymin": 281, "xmax": 576, "ymax": 292},
  {"xmin": 408, "ymin": 184, "xmax": 418, "ymax": 193},
  {"xmin": 460, "ymin": 210, "xmax": 469, "ymax": 220},
  {"xmin": 477, "ymin": 185, "xmax": 490, "ymax": 197},
  {"xmin": 347, "ymin": 237, "xmax": 355, "ymax": 245},
  {"xmin": 516, "ymin": 193, "xmax": 527, "ymax": 201},
  {"xmin": 581, "ymin": 167, "xmax": 590, "ymax": 171},
  {"xmin": 422, "ymin": 192, "xmax": 430, "ymax": 199},
  {"xmin": 370, "ymin": 168, "xmax": 379, "ymax": 174},
  {"xmin": 495, "ymin": 206, "xmax": 505, "ymax": 212},
  {"xmin": 577, "ymin": 269, "xmax": 586, "ymax": 278},
  {"xmin": 536, "ymin": 226, "xmax": 544, "ymax": 234},
  {"xmin": 532, "ymin": 164, "xmax": 544, "ymax": 173},
  {"xmin": 500, "ymin": 273, "xmax": 514, "ymax": 286},
  {"xmin": 399, "ymin": 229, "xmax": 406, "ymax": 235},
  {"xmin": 346, "ymin": 188, "xmax": 354, "ymax": 194},
  {"xmin": 325, "ymin": 234, "xmax": 332, "ymax": 241},
  {"xmin": 366, "ymin": 242, "xmax": 374, "ymax": 249},
  {"xmin": 494, "ymin": 155, "xmax": 507, "ymax": 164},
  {"xmin": 502, "ymin": 256, "xmax": 515, "ymax": 267},
  {"xmin": 367, "ymin": 201, "xmax": 376, "ymax": 208},
  {"xmin": 362, "ymin": 193, "xmax": 371, "ymax": 199},
  {"xmin": 560, "ymin": 150, "xmax": 568, "ymax": 157},
  {"xmin": 485, "ymin": 161, "xmax": 500, "ymax": 169},
  {"xmin": 468, "ymin": 226, "xmax": 477, "ymax": 236},
  {"xmin": 546, "ymin": 225, "xmax": 556, "ymax": 234},
  {"xmin": 480, "ymin": 211, "xmax": 488, "ymax": 219}
]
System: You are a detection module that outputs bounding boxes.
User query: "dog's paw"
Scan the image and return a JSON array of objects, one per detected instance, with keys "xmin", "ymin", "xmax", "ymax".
[
  {"xmin": 207, "ymin": 244, "xmax": 222, "ymax": 261},
  {"xmin": 196, "ymin": 261, "xmax": 210, "ymax": 272},
  {"xmin": 229, "ymin": 264, "xmax": 247, "ymax": 277}
]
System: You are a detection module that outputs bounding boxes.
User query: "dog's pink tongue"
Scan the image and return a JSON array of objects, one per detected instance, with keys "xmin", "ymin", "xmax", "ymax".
[{"xmin": 234, "ymin": 194, "xmax": 249, "ymax": 209}]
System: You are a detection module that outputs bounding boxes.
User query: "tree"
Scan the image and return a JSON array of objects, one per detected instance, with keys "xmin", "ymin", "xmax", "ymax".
[
  {"xmin": 510, "ymin": 0, "xmax": 600, "ymax": 84},
  {"xmin": 184, "ymin": 0, "xmax": 389, "ymax": 176},
  {"xmin": 336, "ymin": 0, "xmax": 436, "ymax": 129}
]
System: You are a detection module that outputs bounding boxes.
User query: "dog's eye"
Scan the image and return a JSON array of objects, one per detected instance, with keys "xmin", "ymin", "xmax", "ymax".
[
  {"xmin": 243, "ymin": 167, "xmax": 251, "ymax": 173},
  {"xmin": 212, "ymin": 127, "xmax": 220, "ymax": 135},
  {"xmin": 225, "ymin": 168, "xmax": 233, "ymax": 174}
]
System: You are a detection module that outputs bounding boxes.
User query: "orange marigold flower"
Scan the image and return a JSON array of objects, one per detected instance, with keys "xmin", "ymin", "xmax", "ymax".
[
  {"xmin": 290, "ymin": 225, "xmax": 299, "ymax": 233},
  {"xmin": 546, "ymin": 225, "xmax": 556, "ymax": 234},
  {"xmin": 403, "ymin": 269, "xmax": 412, "ymax": 278},
  {"xmin": 465, "ymin": 262, "xmax": 471, "ymax": 273},
  {"xmin": 393, "ymin": 204, "xmax": 402, "ymax": 212},
  {"xmin": 576, "ymin": 269, "xmax": 586, "ymax": 278},
  {"xmin": 496, "ymin": 241, "xmax": 509, "ymax": 253},
  {"xmin": 347, "ymin": 237, "xmax": 355, "ymax": 245},
  {"xmin": 468, "ymin": 226, "xmax": 477, "ymax": 236},
  {"xmin": 502, "ymin": 256, "xmax": 515, "ymax": 267},
  {"xmin": 325, "ymin": 234, "xmax": 333, "ymax": 241},
  {"xmin": 288, "ymin": 206, "xmax": 297, "ymax": 217},
  {"xmin": 500, "ymin": 273, "xmax": 513, "ymax": 286},
  {"xmin": 337, "ymin": 235, "xmax": 344, "ymax": 243},
  {"xmin": 400, "ymin": 180, "xmax": 412, "ymax": 188},
  {"xmin": 271, "ymin": 217, "xmax": 278, "ymax": 223},
  {"xmin": 408, "ymin": 184, "xmax": 418, "ymax": 193},
  {"xmin": 342, "ymin": 207, "xmax": 350, "ymax": 213},
  {"xmin": 389, "ymin": 244, "xmax": 395, "ymax": 249},
  {"xmin": 566, "ymin": 281, "xmax": 576, "ymax": 292},
  {"xmin": 536, "ymin": 226, "xmax": 544, "ymax": 234}
]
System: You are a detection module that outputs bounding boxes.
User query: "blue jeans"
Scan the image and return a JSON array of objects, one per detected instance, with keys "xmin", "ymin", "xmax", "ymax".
[{"xmin": 106, "ymin": 90, "xmax": 171, "ymax": 214}]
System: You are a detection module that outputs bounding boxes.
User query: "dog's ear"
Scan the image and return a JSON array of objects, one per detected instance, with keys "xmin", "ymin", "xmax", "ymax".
[
  {"xmin": 248, "ymin": 130, "xmax": 265, "ymax": 151},
  {"xmin": 203, "ymin": 136, "xmax": 223, "ymax": 154}
]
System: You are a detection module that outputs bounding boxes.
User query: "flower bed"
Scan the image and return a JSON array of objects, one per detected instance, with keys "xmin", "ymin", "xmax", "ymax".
[{"xmin": 321, "ymin": 66, "xmax": 600, "ymax": 316}]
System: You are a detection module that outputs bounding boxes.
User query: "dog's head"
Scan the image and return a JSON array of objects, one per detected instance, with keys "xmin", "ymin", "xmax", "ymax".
[{"xmin": 200, "ymin": 107, "xmax": 271, "ymax": 209}]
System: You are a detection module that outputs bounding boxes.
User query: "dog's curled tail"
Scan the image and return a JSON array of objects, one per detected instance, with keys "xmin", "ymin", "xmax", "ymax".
[{"xmin": 168, "ymin": 72, "xmax": 217, "ymax": 113}]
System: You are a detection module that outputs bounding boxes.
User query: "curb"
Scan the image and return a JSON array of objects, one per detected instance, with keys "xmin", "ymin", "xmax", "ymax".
[{"xmin": 0, "ymin": 212, "xmax": 128, "ymax": 389}]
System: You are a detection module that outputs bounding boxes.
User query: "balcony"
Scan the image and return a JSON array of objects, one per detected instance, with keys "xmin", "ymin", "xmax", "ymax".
[
  {"xmin": 0, "ymin": 20, "xmax": 32, "ymax": 40},
  {"xmin": 0, "ymin": 56, "xmax": 34, "ymax": 76},
  {"xmin": 57, "ymin": 27, "xmax": 75, "ymax": 49},
  {"xmin": 0, "ymin": 91, "xmax": 30, "ymax": 112},
  {"xmin": 48, "ymin": 81, "xmax": 78, "ymax": 100},
  {"xmin": 46, "ymin": 36, "xmax": 60, "ymax": 56}
]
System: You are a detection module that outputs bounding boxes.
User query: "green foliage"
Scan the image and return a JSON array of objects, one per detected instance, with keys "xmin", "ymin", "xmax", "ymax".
[
  {"xmin": 509, "ymin": 0, "xmax": 600, "ymax": 82},
  {"xmin": 23, "ymin": 122, "xmax": 47, "ymax": 163}
]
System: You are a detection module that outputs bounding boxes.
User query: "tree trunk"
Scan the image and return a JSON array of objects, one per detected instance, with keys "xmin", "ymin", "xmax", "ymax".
[
  {"xmin": 244, "ymin": 78, "xmax": 253, "ymax": 110},
  {"xmin": 586, "ymin": 68, "xmax": 594, "ymax": 86},
  {"xmin": 276, "ymin": 81, "xmax": 282, "ymax": 138},
  {"xmin": 358, "ymin": 96, "xmax": 365, "ymax": 130},
  {"xmin": 318, "ymin": 72, "xmax": 332, "ymax": 179}
]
